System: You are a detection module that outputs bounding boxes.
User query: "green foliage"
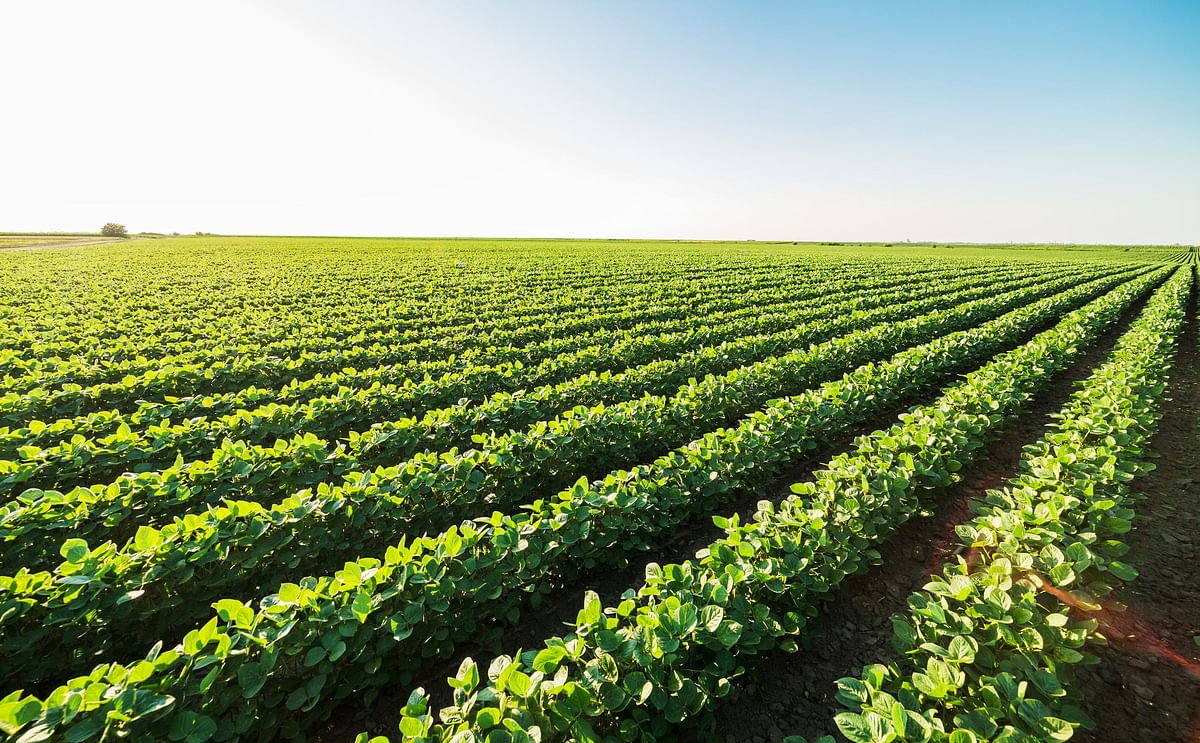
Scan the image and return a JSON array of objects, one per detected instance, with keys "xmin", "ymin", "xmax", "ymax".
[
  {"xmin": 0, "ymin": 263, "xmax": 1073, "ymax": 528},
  {"xmin": 360, "ymin": 269, "xmax": 1166, "ymax": 741},
  {"xmin": 0, "ymin": 237, "xmax": 1176, "ymax": 743},
  {"xmin": 831, "ymin": 267, "xmax": 1191, "ymax": 742},
  {"xmin": 0, "ymin": 270, "xmax": 1156, "ymax": 698},
  {"xmin": 0, "ymin": 259, "xmax": 983, "ymax": 427}
]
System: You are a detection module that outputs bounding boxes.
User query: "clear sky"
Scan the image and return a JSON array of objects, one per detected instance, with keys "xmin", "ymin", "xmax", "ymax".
[{"xmin": 2, "ymin": 1, "xmax": 1197, "ymax": 243}]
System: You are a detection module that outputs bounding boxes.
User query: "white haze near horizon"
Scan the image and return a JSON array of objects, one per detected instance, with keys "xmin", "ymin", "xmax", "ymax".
[{"xmin": 2, "ymin": 0, "xmax": 1197, "ymax": 244}]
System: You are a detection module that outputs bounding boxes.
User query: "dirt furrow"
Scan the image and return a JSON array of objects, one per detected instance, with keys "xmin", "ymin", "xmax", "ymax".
[
  {"xmin": 1072, "ymin": 268, "xmax": 1200, "ymax": 743},
  {"xmin": 695, "ymin": 280, "xmax": 1160, "ymax": 743},
  {"xmin": 315, "ymin": 278, "xmax": 1158, "ymax": 742}
]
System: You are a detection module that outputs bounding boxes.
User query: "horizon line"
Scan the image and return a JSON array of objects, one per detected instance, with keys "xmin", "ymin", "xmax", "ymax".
[{"xmin": 3, "ymin": 231, "xmax": 1195, "ymax": 248}]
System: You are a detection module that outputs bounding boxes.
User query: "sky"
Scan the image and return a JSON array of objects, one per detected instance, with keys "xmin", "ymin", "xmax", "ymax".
[{"xmin": 2, "ymin": 1, "xmax": 1197, "ymax": 243}]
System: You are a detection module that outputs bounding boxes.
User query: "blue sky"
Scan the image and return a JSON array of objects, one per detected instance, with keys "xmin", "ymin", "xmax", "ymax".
[{"xmin": 2, "ymin": 0, "xmax": 1197, "ymax": 242}]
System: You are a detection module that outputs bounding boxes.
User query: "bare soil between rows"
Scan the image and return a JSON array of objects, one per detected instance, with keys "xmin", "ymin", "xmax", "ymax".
[
  {"xmin": 313, "ymin": 367, "xmax": 956, "ymax": 742},
  {"xmin": 1071, "ymin": 269, "xmax": 1200, "ymax": 743},
  {"xmin": 0, "ymin": 237, "xmax": 133, "ymax": 251},
  {"xmin": 693, "ymin": 278, "xmax": 1162, "ymax": 743},
  {"xmin": 312, "ymin": 272, "xmax": 1159, "ymax": 742}
]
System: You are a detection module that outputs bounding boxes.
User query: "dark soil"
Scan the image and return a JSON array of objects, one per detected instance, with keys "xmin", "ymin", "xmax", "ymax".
[
  {"xmin": 1072, "ymin": 271, "xmax": 1200, "ymax": 743},
  {"xmin": 311, "ymin": 275, "xmax": 1160, "ymax": 742},
  {"xmin": 314, "ymin": 385, "xmax": 944, "ymax": 743},
  {"xmin": 694, "ymin": 280, "xmax": 1161, "ymax": 743}
]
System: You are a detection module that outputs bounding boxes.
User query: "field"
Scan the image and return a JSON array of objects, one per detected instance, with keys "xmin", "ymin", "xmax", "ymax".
[
  {"xmin": 0, "ymin": 237, "xmax": 1197, "ymax": 742},
  {"xmin": 0, "ymin": 235, "xmax": 135, "ymax": 251}
]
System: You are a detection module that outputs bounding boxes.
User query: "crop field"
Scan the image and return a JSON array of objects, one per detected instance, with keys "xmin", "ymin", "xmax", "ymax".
[
  {"xmin": 0, "ymin": 237, "xmax": 1196, "ymax": 743},
  {"xmin": 0, "ymin": 237, "xmax": 104, "ymax": 250}
]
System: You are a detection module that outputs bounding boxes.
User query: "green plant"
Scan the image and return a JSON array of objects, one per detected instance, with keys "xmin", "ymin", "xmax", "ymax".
[
  {"xmin": 358, "ymin": 272, "xmax": 1168, "ymax": 742},
  {"xmin": 830, "ymin": 267, "xmax": 1190, "ymax": 742}
]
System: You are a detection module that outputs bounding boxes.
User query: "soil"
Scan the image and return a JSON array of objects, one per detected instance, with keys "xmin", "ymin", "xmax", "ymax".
[
  {"xmin": 1071, "ymin": 271, "xmax": 1200, "ymax": 743},
  {"xmin": 312, "ymin": 333, "xmax": 1013, "ymax": 742},
  {"xmin": 311, "ymin": 274, "xmax": 1163, "ymax": 742},
  {"xmin": 0, "ymin": 237, "xmax": 133, "ymax": 251},
  {"xmin": 694, "ymin": 279, "xmax": 1163, "ymax": 743},
  {"xmin": 313, "ymin": 386, "xmax": 947, "ymax": 743}
]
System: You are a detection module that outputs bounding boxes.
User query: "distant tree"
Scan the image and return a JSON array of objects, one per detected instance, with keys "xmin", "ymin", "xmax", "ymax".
[{"xmin": 101, "ymin": 223, "xmax": 128, "ymax": 237}]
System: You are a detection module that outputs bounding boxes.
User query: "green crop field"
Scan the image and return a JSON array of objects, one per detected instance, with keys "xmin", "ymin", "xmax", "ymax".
[{"xmin": 0, "ymin": 237, "xmax": 1196, "ymax": 742}]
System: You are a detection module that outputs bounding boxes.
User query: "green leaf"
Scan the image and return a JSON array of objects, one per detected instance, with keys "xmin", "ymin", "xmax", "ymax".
[
  {"xmin": 948, "ymin": 574, "xmax": 973, "ymax": 601},
  {"xmin": 505, "ymin": 669, "xmax": 532, "ymax": 698},
  {"xmin": 59, "ymin": 538, "xmax": 89, "ymax": 563},
  {"xmin": 214, "ymin": 598, "xmax": 253, "ymax": 628},
  {"xmin": 168, "ymin": 712, "xmax": 217, "ymax": 743},
  {"xmin": 12, "ymin": 722, "xmax": 54, "ymax": 742},
  {"xmin": 912, "ymin": 672, "xmax": 940, "ymax": 698},
  {"xmin": 351, "ymin": 592, "xmax": 372, "ymax": 622},
  {"xmin": 578, "ymin": 591, "xmax": 602, "ymax": 626},
  {"xmin": 475, "ymin": 707, "xmax": 501, "ymax": 729},
  {"xmin": 927, "ymin": 658, "xmax": 956, "ymax": 689},
  {"xmin": 399, "ymin": 717, "xmax": 425, "ymax": 737},
  {"xmin": 238, "ymin": 664, "xmax": 268, "ymax": 698},
  {"xmin": 891, "ymin": 617, "xmax": 918, "ymax": 649},
  {"xmin": 0, "ymin": 696, "xmax": 42, "ymax": 735},
  {"xmin": 1106, "ymin": 560, "xmax": 1138, "ymax": 581},
  {"xmin": 64, "ymin": 718, "xmax": 104, "ymax": 743},
  {"xmin": 286, "ymin": 687, "xmax": 308, "ymax": 711},
  {"xmin": 458, "ymin": 658, "xmax": 480, "ymax": 692},
  {"xmin": 834, "ymin": 712, "xmax": 877, "ymax": 743},
  {"xmin": 947, "ymin": 636, "xmax": 977, "ymax": 664},
  {"xmin": 133, "ymin": 526, "xmax": 162, "ymax": 552},
  {"xmin": 1029, "ymin": 668, "xmax": 1063, "ymax": 697},
  {"xmin": 276, "ymin": 583, "xmax": 302, "ymax": 604},
  {"xmin": 701, "ymin": 605, "xmax": 724, "ymax": 632},
  {"xmin": 1038, "ymin": 716, "xmax": 1076, "ymax": 742},
  {"xmin": 532, "ymin": 646, "xmax": 567, "ymax": 673},
  {"xmin": 304, "ymin": 646, "xmax": 326, "ymax": 667},
  {"xmin": 953, "ymin": 710, "xmax": 998, "ymax": 739},
  {"xmin": 890, "ymin": 701, "xmax": 909, "ymax": 737},
  {"xmin": 834, "ymin": 678, "xmax": 870, "ymax": 708}
]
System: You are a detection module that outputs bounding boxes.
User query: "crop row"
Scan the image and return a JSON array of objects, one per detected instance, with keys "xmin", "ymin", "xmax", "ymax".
[
  {"xmin": 364, "ymin": 267, "xmax": 1180, "ymax": 742},
  {"xmin": 2, "ymin": 260, "xmax": 871, "ymax": 392},
  {"xmin": 1162, "ymin": 248, "xmax": 1197, "ymax": 265},
  {"xmin": 0, "ymin": 264, "xmax": 1013, "ymax": 490},
  {"xmin": 0, "ymin": 246, "xmax": 756, "ymax": 354},
  {"xmin": 0, "ymin": 247, "xmax": 828, "ymax": 357},
  {"xmin": 0, "ymin": 265, "xmax": 951, "ymax": 454},
  {"xmin": 0, "ymin": 262, "xmax": 1021, "ymax": 431},
  {"xmin": 0, "ymin": 266, "xmax": 1076, "ymax": 560},
  {"xmin": 0, "ymin": 263, "xmax": 1108, "ymax": 521},
  {"xmin": 0, "ymin": 264, "xmax": 1077, "ymax": 492},
  {"xmin": 0, "ymin": 270, "xmax": 1164, "ymax": 741},
  {"xmin": 0, "ymin": 262, "xmax": 980, "ymax": 422},
  {"xmin": 827, "ymin": 266, "xmax": 1190, "ymax": 743},
  {"xmin": 0, "ymin": 258, "xmax": 742, "ymax": 361},
  {"xmin": 0, "ymin": 267, "xmax": 1108, "ymax": 687}
]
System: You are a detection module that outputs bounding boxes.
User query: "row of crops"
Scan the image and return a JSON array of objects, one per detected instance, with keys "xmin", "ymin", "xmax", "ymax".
[
  {"xmin": 0, "ymin": 237, "xmax": 1192, "ymax": 742},
  {"xmin": 1163, "ymin": 248, "xmax": 1198, "ymax": 265}
]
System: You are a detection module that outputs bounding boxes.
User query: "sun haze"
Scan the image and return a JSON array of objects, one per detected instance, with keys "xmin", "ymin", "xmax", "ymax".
[{"xmin": 2, "ymin": 0, "xmax": 1197, "ymax": 242}]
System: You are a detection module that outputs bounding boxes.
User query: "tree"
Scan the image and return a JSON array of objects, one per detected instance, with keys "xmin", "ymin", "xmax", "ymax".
[{"xmin": 101, "ymin": 223, "xmax": 128, "ymax": 237}]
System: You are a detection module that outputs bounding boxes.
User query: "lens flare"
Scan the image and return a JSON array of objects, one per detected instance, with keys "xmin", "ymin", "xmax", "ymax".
[{"xmin": 1034, "ymin": 577, "xmax": 1200, "ymax": 678}]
